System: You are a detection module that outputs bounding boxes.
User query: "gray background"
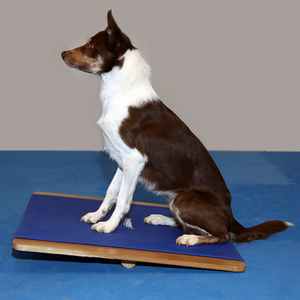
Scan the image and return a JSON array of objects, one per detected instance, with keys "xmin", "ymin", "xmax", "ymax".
[{"xmin": 1, "ymin": 0, "xmax": 299, "ymax": 151}]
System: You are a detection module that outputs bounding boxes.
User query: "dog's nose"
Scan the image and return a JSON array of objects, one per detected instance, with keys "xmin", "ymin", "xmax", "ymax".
[{"xmin": 61, "ymin": 51, "xmax": 68, "ymax": 59}]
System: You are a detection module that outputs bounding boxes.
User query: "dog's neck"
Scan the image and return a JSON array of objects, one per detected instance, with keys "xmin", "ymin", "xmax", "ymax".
[{"xmin": 99, "ymin": 49, "xmax": 158, "ymax": 111}]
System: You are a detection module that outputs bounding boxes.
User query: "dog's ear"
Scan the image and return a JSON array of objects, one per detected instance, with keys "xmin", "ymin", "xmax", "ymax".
[{"xmin": 106, "ymin": 10, "xmax": 122, "ymax": 52}]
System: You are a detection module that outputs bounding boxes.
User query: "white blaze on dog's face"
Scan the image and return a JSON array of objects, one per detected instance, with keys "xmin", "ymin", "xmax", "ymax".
[{"xmin": 61, "ymin": 10, "xmax": 135, "ymax": 75}]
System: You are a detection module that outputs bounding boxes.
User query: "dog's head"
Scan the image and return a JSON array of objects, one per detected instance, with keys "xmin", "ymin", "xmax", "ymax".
[{"xmin": 61, "ymin": 10, "xmax": 135, "ymax": 75}]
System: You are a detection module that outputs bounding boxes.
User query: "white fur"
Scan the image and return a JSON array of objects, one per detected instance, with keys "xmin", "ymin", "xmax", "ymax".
[
  {"xmin": 138, "ymin": 177, "xmax": 178, "ymax": 203},
  {"xmin": 144, "ymin": 214, "xmax": 178, "ymax": 227},
  {"xmin": 81, "ymin": 167, "xmax": 123, "ymax": 224},
  {"xmin": 81, "ymin": 49, "xmax": 159, "ymax": 233},
  {"xmin": 99, "ymin": 50, "xmax": 158, "ymax": 112},
  {"xmin": 176, "ymin": 234, "xmax": 202, "ymax": 246},
  {"xmin": 97, "ymin": 50, "xmax": 158, "ymax": 167},
  {"xmin": 90, "ymin": 151, "xmax": 146, "ymax": 233},
  {"xmin": 284, "ymin": 222, "xmax": 294, "ymax": 226},
  {"xmin": 89, "ymin": 56, "xmax": 103, "ymax": 74}
]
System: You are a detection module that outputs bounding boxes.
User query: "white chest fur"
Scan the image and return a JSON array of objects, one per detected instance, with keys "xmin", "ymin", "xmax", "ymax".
[
  {"xmin": 97, "ymin": 103, "xmax": 132, "ymax": 168},
  {"xmin": 97, "ymin": 49, "xmax": 159, "ymax": 169}
]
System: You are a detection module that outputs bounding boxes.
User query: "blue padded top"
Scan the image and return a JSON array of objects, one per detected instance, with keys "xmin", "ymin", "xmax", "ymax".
[{"xmin": 14, "ymin": 193, "xmax": 244, "ymax": 261}]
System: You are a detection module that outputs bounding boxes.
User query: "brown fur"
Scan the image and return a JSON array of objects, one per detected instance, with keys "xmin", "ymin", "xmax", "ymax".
[{"xmin": 120, "ymin": 100, "xmax": 291, "ymax": 244}]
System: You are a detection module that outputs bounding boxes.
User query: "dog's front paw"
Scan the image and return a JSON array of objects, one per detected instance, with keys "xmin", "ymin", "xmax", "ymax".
[
  {"xmin": 176, "ymin": 234, "xmax": 201, "ymax": 246},
  {"xmin": 91, "ymin": 220, "xmax": 117, "ymax": 233},
  {"xmin": 81, "ymin": 211, "xmax": 103, "ymax": 224}
]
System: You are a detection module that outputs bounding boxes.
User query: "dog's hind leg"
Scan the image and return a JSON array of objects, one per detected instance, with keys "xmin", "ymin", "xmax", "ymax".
[
  {"xmin": 172, "ymin": 189, "xmax": 230, "ymax": 246},
  {"xmin": 144, "ymin": 214, "xmax": 178, "ymax": 227}
]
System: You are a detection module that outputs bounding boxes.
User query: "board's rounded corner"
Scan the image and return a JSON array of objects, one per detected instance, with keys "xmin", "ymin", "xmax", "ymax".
[{"xmin": 12, "ymin": 238, "xmax": 23, "ymax": 251}]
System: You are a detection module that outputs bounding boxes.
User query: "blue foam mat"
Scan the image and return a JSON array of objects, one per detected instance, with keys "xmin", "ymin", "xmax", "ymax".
[
  {"xmin": 2, "ymin": 151, "xmax": 299, "ymax": 300},
  {"xmin": 14, "ymin": 193, "xmax": 244, "ymax": 261}
]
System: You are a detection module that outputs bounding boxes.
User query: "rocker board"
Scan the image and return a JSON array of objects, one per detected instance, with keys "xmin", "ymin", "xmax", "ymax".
[{"xmin": 13, "ymin": 192, "xmax": 246, "ymax": 272}]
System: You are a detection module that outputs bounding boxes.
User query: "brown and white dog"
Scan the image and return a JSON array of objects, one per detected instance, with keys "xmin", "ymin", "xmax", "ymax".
[{"xmin": 62, "ymin": 10, "xmax": 292, "ymax": 246}]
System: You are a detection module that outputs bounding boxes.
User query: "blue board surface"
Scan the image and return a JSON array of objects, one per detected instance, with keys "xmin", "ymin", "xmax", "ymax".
[{"xmin": 14, "ymin": 193, "xmax": 244, "ymax": 261}]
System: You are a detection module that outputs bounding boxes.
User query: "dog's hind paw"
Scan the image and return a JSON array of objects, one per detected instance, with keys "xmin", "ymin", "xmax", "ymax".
[
  {"xmin": 144, "ymin": 214, "xmax": 177, "ymax": 227},
  {"xmin": 176, "ymin": 234, "xmax": 201, "ymax": 246}
]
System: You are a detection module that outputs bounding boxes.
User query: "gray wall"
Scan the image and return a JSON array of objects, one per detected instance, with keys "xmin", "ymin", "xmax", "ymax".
[{"xmin": 1, "ymin": 0, "xmax": 299, "ymax": 151}]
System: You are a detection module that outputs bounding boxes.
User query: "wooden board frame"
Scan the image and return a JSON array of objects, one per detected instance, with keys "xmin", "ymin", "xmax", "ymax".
[{"xmin": 13, "ymin": 192, "xmax": 246, "ymax": 272}]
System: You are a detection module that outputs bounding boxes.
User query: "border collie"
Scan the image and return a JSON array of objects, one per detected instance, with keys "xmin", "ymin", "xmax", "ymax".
[{"xmin": 61, "ymin": 10, "xmax": 292, "ymax": 246}]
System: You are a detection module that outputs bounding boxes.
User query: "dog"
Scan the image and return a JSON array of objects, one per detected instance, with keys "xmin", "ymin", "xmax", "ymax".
[{"xmin": 61, "ymin": 10, "xmax": 292, "ymax": 246}]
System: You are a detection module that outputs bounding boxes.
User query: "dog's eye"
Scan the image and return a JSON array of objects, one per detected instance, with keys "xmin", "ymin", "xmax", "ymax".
[{"xmin": 87, "ymin": 41, "xmax": 94, "ymax": 49}]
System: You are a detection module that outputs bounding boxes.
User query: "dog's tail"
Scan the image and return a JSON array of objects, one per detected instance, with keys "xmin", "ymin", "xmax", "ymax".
[{"xmin": 228, "ymin": 217, "xmax": 293, "ymax": 243}]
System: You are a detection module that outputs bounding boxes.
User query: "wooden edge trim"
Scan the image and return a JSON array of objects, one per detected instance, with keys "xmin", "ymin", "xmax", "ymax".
[
  {"xmin": 33, "ymin": 192, "xmax": 169, "ymax": 208},
  {"xmin": 34, "ymin": 191, "xmax": 104, "ymax": 201},
  {"xmin": 13, "ymin": 238, "xmax": 246, "ymax": 272}
]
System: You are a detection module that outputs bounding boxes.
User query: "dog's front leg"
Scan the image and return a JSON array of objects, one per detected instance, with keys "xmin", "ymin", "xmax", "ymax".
[
  {"xmin": 81, "ymin": 167, "xmax": 123, "ymax": 224},
  {"xmin": 91, "ymin": 152, "xmax": 146, "ymax": 233}
]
